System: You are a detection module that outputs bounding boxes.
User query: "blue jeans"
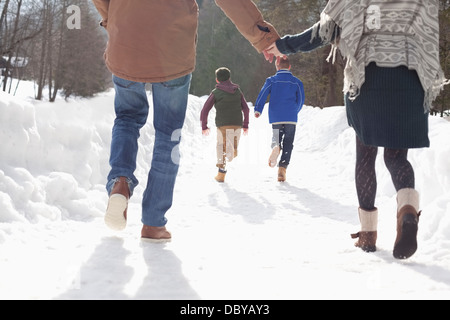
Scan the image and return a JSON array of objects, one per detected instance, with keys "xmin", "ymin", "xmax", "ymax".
[
  {"xmin": 271, "ymin": 123, "xmax": 296, "ymax": 168},
  {"xmin": 107, "ymin": 74, "xmax": 192, "ymax": 227}
]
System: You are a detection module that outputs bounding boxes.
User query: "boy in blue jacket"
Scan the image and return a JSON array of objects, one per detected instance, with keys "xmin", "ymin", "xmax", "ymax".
[{"xmin": 254, "ymin": 58, "xmax": 304, "ymax": 182}]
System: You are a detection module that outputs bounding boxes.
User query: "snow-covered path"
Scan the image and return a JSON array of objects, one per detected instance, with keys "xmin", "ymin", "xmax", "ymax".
[{"xmin": 1, "ymin": 88, "xmax": 450, "ymax": 300}]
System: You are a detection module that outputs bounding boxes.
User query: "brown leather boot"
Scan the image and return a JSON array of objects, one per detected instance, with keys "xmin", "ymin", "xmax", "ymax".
[
  {"xmin": 393, "ymin": 206, "xmax": 420, "ymax": 259},
  {"xmin": 278, "ymin": 167, "xmax": 286, "ymax": 182},
  {"xmin": 141, "ymin": 225, "xmax": 172, "ymax": 243},
  {"xmin": 352, "ymin": 231, "xmax": 377, "ymax": 252},
  {"xmin": 393, "ymin": 188, "xmax": 421, "ymax": 259},
  {"xmin": 105, "ymin": 177, "xmax": 130, "ymax": 231},
  {"xmin": 351, "ymin": 208, "xmax": 378, "ymax": 252}
]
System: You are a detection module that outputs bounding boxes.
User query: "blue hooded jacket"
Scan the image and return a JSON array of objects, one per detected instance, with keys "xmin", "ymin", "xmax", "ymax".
[{"xmin": 254, "ymin": 70, "xmax": 304, "ymax": 124}]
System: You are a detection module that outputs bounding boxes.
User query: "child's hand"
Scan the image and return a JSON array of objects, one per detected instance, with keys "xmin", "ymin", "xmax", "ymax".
[
  {"xmin": 243, "ymin": 128, "xmax": 249, "ymax": 136},
  {"xmin": 202, "ymin": 128, "xmax": 210, "ymax": 136},
  {"xmin": 263, "ymin": 42, "xmax": 287, "ymax": 63},
  {"xmin": 254, "ymin": 112, "xmax": 261, "ymax": 118}
]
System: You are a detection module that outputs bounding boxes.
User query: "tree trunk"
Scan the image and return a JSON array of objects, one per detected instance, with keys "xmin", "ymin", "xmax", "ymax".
[{"xmin": 2, "ymin": 0, "xmax": 22, "ymax": 92}]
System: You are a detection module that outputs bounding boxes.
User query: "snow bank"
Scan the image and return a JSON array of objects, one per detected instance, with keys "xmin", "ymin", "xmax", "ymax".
[{"xmin": 0, "ymin": 90, "xmax": 111, "ymax": 224}]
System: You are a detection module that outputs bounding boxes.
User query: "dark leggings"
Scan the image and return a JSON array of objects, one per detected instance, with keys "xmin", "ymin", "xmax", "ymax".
[{"xmin": 355, "ymin": 136, "xmax": 415, "ymax": 210}]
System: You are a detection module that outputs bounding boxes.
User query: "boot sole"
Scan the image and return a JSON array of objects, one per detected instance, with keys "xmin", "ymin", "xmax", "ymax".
[
  {"xmin": 360, "ymin": 245, "xmax": 376, "ymax": 253},
  {"xmin": 269, "ymin": 146, "xmax": 280, "ymax": 168},
  {"xmin": 141, "ymin": 237, "xmax": 172, "ymax": 244},
  {"xmin": 105, "ymin": 194, "xmax": 128, "ymax": 231},
  {"xmin": 393, "ymin": 213, "xmax": 418, "ymax": 259}
]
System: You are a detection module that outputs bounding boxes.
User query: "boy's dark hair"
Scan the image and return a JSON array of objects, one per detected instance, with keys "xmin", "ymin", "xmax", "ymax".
[
  {"xmin": 277, "ymin": 57, "xmax": 290, "ymax": 70},
  {"xmin": 216, "ymin": 67, "xmax": 231, "ymax": 82}
]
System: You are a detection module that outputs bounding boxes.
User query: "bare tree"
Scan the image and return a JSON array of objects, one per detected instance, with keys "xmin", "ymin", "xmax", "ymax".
[
  {"xmin": 30, "ymin": 0, "xmax": 107, "ymax": 100},
  {"xmin": 1, "ymin": 0, "xmax": 42, "ymax": 93},
  {"xmin": 0, "ymin": 0, "xmax": 12, "ymax": 52},
  {"xmin": 59, "ymin": 0, "xmax": 109, "ymax": 98}
]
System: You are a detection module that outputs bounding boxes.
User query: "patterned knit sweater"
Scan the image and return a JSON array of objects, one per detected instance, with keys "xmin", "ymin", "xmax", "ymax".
[{"xmin": 313, "ymin": 0, "xmax": 448, "ymax": 112}]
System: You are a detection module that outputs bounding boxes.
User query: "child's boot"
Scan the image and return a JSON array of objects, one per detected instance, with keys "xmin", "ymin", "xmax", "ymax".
[
  {"xmin": 393, "ymin": 188, "xmax": 421, "ymax": 259},
  {"xmin": 278, "ymin": 167, "xmax": 286, "ymax": 182},
  {"xmin": 215, "ymin": 169, "xmax": 227, "ymax": 183},
  {"xmin": 351, "ymin": 208, "xmax": 378, "ymax": 252}
]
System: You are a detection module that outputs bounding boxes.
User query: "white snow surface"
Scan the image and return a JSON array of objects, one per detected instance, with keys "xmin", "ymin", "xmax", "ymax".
[{"xmin": 1, "ymin": 81, "xmax": 450, "ymax": 300}]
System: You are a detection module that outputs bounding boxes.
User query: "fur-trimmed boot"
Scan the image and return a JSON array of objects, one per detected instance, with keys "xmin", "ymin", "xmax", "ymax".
[
  {"xmin": 393, "ymin": 188, "xmax": 421, "ymax": 259},
  {"xmin": 351, "ymin": 208, "xmax": 378, "ymax": 252}
]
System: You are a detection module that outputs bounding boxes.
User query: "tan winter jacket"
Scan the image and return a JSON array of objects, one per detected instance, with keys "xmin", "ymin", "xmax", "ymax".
[{"xmin": 92, "ymin": 0, "xmax": 280, "ymax": 83}]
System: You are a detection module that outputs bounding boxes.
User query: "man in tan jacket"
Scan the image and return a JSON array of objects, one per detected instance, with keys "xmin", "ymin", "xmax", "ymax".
[{"xmin": 93, "ymin": 0, "xmax": 279, "ymax": 242}]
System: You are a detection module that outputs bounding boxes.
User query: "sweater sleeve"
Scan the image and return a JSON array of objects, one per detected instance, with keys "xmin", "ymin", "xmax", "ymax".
[
  {"xmin": 240, "ymin": 93, "xmax": 250, "ymax": 129},
  {"xmin": 215, "ymin": 0, "xmax": 280, "ymax": 53},
  {"xmin": 200, "ymin": 94, "xmax": 215, "ymax": 130},
  {"xmin": 276, "ymin": 23, "xmax": 339, "ymax": 55}
]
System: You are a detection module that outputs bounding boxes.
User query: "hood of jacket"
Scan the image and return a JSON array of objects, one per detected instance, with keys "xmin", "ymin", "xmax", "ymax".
[{"xmin": 216, "ymin": 80, "xmax": 240, "ymax": 94}]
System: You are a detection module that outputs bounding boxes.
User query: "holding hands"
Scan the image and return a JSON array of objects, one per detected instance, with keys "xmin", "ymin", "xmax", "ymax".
[{"xmin": 263, "ymin": 42, "xmax": 287, "ymax": 64}]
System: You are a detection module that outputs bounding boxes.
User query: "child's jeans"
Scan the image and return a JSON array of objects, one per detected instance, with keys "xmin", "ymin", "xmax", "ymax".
[
  {"xmin": 272, "ymin": 123, "xmax": 296, "ymax": 168},
  {"xmin": 216, "ymin": 126, "xmax": 242, "ymax": 170}
]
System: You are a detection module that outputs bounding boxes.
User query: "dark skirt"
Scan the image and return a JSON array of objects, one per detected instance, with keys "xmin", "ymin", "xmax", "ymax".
[{"xmin": 346, "ymin": 62, "xmax": 430, "ymax": 149}]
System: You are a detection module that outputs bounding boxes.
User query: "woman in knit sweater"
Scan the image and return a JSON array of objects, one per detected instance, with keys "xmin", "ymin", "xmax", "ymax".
[{"xmin": 263, "ymin": 0, "xmax": 449, "ymax": 259}]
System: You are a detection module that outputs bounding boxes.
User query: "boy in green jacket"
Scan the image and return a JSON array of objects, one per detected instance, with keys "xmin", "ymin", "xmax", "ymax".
[{"xmin": 200, "ymin": 67, "xmax": 249, "ymax": 182}]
